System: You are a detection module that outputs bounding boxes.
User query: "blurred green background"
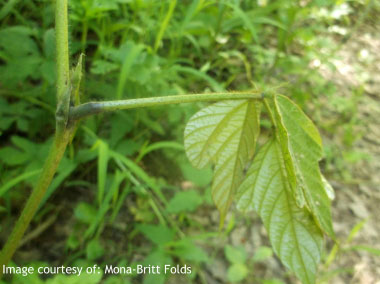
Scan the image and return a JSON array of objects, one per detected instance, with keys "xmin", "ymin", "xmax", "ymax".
[{"xmin": 1, "ymin": 0, "xmax": 379, "ymax": 283}]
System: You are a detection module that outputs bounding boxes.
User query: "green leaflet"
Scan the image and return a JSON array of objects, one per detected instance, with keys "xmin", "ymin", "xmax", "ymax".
[
  {"xmin": 272, "ymin": 95, "xmax": 335, "ymax": 238},
  {"xmin": 236, "ymin": 139, "xmax": 323, "ymax": 284},
  {"xmin": 184, "ymin": 100, "xmax": 261, "ymax": 221}
]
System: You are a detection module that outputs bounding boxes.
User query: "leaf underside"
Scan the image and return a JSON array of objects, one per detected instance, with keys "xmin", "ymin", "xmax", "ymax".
[
  {"xmin": 237, "ymin": 139, "xmax": 323, "ymax": 284},
  {"xmin": 184, "ymin": 96, "xmax": 335, "ymax": 284},
  {"xmin": 273, "ymin": 95, "xmax": 334, "ymax": 238},
  {"xmin": 184, "ymin": 99, "xmax": 261, "ymax": 221}
]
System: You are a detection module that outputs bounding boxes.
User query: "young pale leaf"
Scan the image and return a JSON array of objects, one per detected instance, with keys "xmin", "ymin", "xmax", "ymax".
[
  {"xmin": 184, "ymin": 100, "xmax": 261, "ymax": 221},
  {"xmin": 273, "ymin": 95, "xmax": 334, "ymax": 238},
  {"xmin": 236, "ymin": 139, "xmax": 323, "ymax": 284}
]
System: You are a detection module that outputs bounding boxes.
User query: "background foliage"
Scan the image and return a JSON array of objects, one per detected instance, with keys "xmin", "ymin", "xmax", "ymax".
[{"xmin": 0, "ymin": 0, "xmax": 378, "ymax": 283}]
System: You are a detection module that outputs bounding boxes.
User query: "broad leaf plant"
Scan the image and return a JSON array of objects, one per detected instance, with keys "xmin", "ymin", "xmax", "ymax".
[
  {"xmin": 0, "ymin": 1, "xmax": 335, "ymax": 283},
  {"xmin": 184, "ymin": 95, "xmax": 335, "ymax": 284}
]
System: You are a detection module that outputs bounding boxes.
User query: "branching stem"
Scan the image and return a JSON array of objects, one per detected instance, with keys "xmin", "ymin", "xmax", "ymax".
[{"xmin": 0, "ymin": 0, "xmax": 266, "ymax": 273}]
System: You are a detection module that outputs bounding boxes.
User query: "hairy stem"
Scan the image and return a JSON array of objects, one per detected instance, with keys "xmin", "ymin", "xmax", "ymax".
[
  {"xmin": 0, "ymin": 132, "xmax": 71, "ymax": 273},
  {"xmin": 69, "ymin": 91, "xmax": 264, "ymax": 122},
  {"xmin": 0, "ymin": 0, "xmax": 71, "ymax": 273},
  {"xmin": 55, "ymin": 0, "xmax": 69, "ymax": 101}
]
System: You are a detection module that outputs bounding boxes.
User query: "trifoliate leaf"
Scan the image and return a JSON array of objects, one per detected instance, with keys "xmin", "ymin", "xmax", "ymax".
[
  {"xmin": 237, "ymin": 139, "xmax": 323, "ymax": 284},
  {"xmin": 272, "ymin": 95, "xmax": 334, "ymax": 238},
  {"xmin": 184, "ymin": 100, "xmax": 261, "ymax": 222}
]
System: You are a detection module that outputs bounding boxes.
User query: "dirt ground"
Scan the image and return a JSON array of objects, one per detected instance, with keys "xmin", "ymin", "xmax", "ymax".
[{"xmin": 319, "ymin": 24, "xmax": 380, "ymax": 284}]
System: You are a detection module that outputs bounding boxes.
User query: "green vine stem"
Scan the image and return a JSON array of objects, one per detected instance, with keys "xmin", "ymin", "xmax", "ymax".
[
  {"xmin": 0, "ymin": 0, "xmax": 71, "ymax": 274},
  {"xmin": 69, "ymin": 91, "xmax": 263, "ymax": 122},
  {"xmin": 55, "ymin": 0, "xmax": 69, "ymax": 101},
  {"xmin": 0, "ymin": 131, "xmax": 71, "ymax": 273}
]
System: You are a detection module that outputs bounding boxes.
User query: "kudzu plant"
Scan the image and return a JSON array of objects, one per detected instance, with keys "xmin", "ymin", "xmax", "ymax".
[{"xmin": 0, "ymin": 1, "xmax": 335, "ymax": 283}]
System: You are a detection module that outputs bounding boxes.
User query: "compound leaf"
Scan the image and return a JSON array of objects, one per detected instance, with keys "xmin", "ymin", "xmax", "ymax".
[
  {"xmin": 184, "ymin": 100, "xmax": 261, "ymax": 221},
  {"xmin": 237, "ymin": 139, "xmax": 323, "ymax": 284},
  {"xmin": 273, "ymin": 95, "xmax": 334, "ymax": 238}
]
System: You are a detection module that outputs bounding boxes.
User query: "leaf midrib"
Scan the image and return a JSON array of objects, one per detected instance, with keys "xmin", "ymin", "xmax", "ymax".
[
  {"xmin": 274, "ymin": 141, "xmax": 312, "ymax": 284},
  {"xmin": 239, "ymin": 140, "xmax": 271, "ymax": 212},
  {"xmin": 188, "ymin": 101, "xmax": 247, "ymax": 167},
  {"xmin": 212, "ymin": 102, "xmax": 251, "ymax": 212},
  {"xmin": 225, "ymin": 101, "xmax": 255, "ymax": 213}
]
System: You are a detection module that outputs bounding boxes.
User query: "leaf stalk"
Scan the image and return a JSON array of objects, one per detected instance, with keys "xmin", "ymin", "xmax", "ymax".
[{"xmin": 69, "ymin": 92, "xmax": 264, "ymax": 122}]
